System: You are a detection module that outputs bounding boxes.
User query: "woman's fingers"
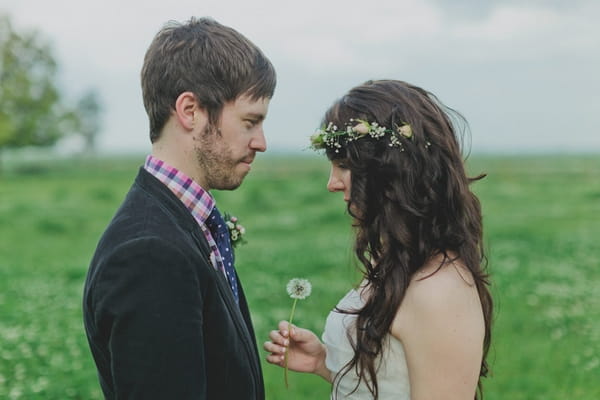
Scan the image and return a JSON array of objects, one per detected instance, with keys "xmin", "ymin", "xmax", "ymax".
[
  {"xmin": 264, "ymin": 340, "xmax": 286, "ymax": 354},
  {"xmin": 264, "ymin": 344, "xmax": 285, "ymax": 365},
  {"xmin": 268, "ymin": 329, "xmax": 290, "ymax": 346},
  {"xmin": 278, "ymin": 320, "xmax": 293, "ymax": 336},
  {"xmin": 264, "ymin": 321, "xmax": 296, "ymax": 366},
  {"xmin": 265, "ymin": 352, "xmax": 285, "ymax": 365}
]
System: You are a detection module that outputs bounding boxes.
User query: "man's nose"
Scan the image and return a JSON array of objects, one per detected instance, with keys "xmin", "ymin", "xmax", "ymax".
[{"xmin": 250, "ymin": 128, "xmax": 267, "ymax": 152}]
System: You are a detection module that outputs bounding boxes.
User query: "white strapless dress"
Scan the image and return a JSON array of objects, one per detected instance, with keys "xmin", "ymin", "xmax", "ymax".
[{"xmin": 322, "ymin": 287, "xmax": 411, "ymax": 399}]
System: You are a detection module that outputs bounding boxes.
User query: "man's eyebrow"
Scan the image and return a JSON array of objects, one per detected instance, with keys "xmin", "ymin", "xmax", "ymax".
[{"xmin": 244, "ymin": 112, "xmax": 265, "ymax": 121}]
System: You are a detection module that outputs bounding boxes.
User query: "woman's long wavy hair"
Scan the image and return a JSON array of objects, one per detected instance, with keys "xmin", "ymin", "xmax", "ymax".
[{"xmin": 323, "ymin": 80, "xmax": 493, "ymax": 399}]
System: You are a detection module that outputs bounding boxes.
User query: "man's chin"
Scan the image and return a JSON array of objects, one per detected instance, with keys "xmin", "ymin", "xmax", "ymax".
[
  {"xmin": 213, "ymin": 176, "xmax": 246, "ymax": 191},
  {"xmin": 208, "ymin": 166, "xmax": 250, "ymax": 190}
]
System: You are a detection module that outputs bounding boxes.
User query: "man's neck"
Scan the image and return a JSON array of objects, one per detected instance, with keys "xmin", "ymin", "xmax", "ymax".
[{"xmin": 151, "ymin": 145, "xmax": 208, "ymax": 190}]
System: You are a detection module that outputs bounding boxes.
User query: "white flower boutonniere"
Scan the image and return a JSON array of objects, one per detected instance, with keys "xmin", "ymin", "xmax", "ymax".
[{"xmin": 224, "ymin": 213, "xmax": 246, "ymax": 248}]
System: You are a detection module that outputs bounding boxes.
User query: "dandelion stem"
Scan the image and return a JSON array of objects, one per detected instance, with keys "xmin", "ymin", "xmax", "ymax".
[{"xmin": 284, "ymin": 297, "xmax": 298, "ymax": 388}]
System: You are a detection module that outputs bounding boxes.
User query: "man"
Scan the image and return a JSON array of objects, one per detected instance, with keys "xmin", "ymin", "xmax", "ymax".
[{"xmin": 83, "ymin": 17, "xmax": 276, "ymax": 399}]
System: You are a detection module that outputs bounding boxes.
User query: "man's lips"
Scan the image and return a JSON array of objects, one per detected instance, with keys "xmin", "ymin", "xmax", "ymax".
[{"xmin": 240, "ymin": 156, "xmax": 254, "ymax": 166}]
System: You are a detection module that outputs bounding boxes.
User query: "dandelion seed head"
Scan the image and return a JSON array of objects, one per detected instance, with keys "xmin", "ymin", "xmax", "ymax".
[{"xmin": 286, "ymin": 278, "xmax": 312, "ymax": 300}]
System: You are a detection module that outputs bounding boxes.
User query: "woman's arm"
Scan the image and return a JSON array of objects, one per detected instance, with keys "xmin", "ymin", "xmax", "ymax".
[
  {"xmin": 264, "ymin": 321, "xmax": 332, "ymax": 382},
  {"xmin": 391, "ymin": 263, "xmax": 485, "ymax": 400}
]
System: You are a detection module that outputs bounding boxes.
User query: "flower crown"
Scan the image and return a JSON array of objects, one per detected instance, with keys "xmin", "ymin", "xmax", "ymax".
[{"xmin": 309, "ymin": 119, "xmax": 415, "ymax": 153}]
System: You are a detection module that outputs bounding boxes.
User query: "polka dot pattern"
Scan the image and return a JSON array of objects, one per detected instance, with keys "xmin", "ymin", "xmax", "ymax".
[{"xmin": 206, "ymin": 206, "xmax": 239, "ymax": 304}]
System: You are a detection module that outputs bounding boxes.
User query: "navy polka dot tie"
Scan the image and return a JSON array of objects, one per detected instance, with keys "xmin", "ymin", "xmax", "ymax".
[{"xmin": 206, "ymin": 206, "xmax": 239, "ymax": 305}]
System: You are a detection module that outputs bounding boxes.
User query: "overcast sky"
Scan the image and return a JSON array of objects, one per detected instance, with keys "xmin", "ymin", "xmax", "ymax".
[{"xmin": 2, "ymin": 0, "xmax": 599, "ymax": 154}]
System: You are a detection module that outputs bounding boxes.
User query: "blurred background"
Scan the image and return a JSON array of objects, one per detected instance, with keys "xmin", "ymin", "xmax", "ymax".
[
  {"xmin": 1, "ymin": 0, "xmax": 599, "ymax": 157},
  {"xmin": 0, "ymin": 0, "xmax": 598, "ymax": 399}
]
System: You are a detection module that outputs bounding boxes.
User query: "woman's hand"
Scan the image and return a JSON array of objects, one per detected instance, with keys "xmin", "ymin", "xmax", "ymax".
[{"xmin": 264, "ymin": 320, "xmax": 331, "ymax": 382}]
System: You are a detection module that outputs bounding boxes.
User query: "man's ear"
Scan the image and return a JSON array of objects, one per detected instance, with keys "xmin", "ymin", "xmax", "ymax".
[{"xmin": 174, "ymin": 91, "xmax": 207, "ymax": 131}]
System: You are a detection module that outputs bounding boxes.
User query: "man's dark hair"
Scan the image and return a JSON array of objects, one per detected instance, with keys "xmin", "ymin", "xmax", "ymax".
[{"xmin": 141, "ymin": 17, "xmax": 276, "ymax": 142}]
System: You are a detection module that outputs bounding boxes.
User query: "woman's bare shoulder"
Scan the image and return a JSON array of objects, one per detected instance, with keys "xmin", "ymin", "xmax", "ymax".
[{"xmin": 392, "ymin": 255, "xmax": 483, "ymax": 338}]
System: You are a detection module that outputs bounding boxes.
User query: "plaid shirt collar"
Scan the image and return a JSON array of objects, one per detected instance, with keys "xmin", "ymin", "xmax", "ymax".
[{"xmin": 143, "ymin": 155, "xmax": 214, "ymax": 225}]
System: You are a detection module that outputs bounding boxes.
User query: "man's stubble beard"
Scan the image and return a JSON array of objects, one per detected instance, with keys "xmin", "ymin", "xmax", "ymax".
[{"xmin": 194, "ymin": 132, "xmax": 245, "ymax": 191}]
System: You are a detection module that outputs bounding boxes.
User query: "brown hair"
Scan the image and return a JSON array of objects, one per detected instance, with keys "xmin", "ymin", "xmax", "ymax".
[
  {"xmin": 141, "ymin": 17, "xmax": 276, "ymax": 142},
  {"xmin": 323, "ymin": 80, "xmax": 492, "ymax": 399}
]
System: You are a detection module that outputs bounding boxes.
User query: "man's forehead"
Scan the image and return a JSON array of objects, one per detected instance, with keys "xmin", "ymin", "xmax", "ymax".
[{"xmin": 233, "ymin": 95, "xmax": 270, "ymax": 115}]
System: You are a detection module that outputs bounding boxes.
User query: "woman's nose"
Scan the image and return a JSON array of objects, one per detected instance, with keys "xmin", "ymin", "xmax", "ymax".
[{"xmin": 327, "ymin": 174, "xmax": 344, "ymax": 192}]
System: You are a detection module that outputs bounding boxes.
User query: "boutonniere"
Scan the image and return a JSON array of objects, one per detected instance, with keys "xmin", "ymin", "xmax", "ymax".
[{"xmin": 224, "ymin": 213, "xmax": 246, "ymax": 248}]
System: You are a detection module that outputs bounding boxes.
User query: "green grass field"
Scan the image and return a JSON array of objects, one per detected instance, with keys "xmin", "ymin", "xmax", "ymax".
[{"xmin": 0, "ymin": 154, "xmax": 598, "ymax": 399}]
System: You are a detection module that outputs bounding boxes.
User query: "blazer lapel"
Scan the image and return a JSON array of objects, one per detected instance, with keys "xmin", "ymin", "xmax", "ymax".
[{"xmin": 191, "ymin": 229, "xmax": 262, "ymax": 383}]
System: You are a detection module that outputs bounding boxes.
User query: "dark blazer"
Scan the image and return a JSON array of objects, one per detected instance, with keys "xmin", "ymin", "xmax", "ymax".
[{"xmin": 83, "ymin": 168, "xmax": 264, "ymax": 399}]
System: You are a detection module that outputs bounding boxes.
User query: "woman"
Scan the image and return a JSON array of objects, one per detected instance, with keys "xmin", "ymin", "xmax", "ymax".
[{"xmin": 264, "ymin": 80, "xmax": 493, "ymax": 399}]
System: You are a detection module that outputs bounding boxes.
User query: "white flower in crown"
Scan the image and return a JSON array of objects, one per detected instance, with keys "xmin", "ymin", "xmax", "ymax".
[
  {"xmin": 397, "ymin": 124, "xmax": 413, "ymax": 139},
  {"xmin": 352, "ymin": 122, "xmax": 370, "ymax": 135}
]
